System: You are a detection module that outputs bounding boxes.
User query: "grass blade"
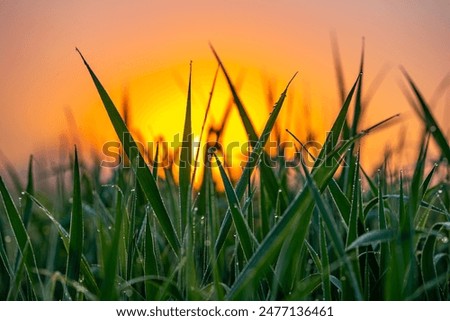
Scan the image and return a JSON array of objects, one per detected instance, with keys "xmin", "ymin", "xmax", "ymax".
[
  {"xmin": 0, "ymin": 176, "xmax": 43, "ymax": 299},
  {"xmin": 214, "ymin": 154, "xmax": 256, "ymax": 261},
  {"xmin": 100, "ymin": 187, "xmax": 124, "ymax": 300},
  {"xmin": 77, "ymin": 49, "xmax": 180, "ymax": 255},
  {"xmin": 66, "ymin": 147, "xmax": 84, "ymax": 296},
  {"xmin": 214, "ymin": 72, "xmax": 297, "ymax": 256},
  {"xmin": 180, "ymin": 62, "xmax": 193, "ymax": 232},
  {"xmin": 28, "ymin": 195, "xmax": 99, "ymax": 297},
  {"xmin": 347, "ymin": 229, "xmax": 396, "ymax": 251},
  {"xmin": 402, "ymin": 68, "xmax": 450, "ymax": 161}
]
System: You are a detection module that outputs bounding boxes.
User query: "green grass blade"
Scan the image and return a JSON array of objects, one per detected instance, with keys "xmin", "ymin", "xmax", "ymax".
[
  {"xmin": 319, "ymin": 219, "xmax": 332, "ymax": 300},
  {"xmin": 7, "ymin": 241, "xmax": 29, "ymax": 300},
  {"xmin": 0, "ymin": 233, "xmax": 12, "ymax": 299},
  {"xmin": 211, "ymin": 45, "xmax": 288, "ymax": 209},
  {"xmin": 23, "ymin": 155, "xmax": 34, "ymax": 228},
  {"xmin": 180, "ymin": 62, "xmax": 193, "ymax": 232},
  {"xmin": 210, "ymin": 44, "xmax": 258, "ymax": 142},
  {"xmin": 215, "ymin": 154, "xmax": 257, "ymax": 261},
  {"xmin": 214, "ymin": 73, "xmax": 297, "ymax": 256},
  {"xmin": 0, "ymin": 176, "xmax": 43, "ymax": 299},
  {"xmin": 152, "ymin": 142, "xmax": 159, "ymax": 181},
  {"xmin": 402, "ymin": 69, "xmax": 450, "ymax": 161},
  {"xmin": 347, "ymin": 229, "xmax": 396, "ymax": 250},
  {"xmin": 346, "ymin": 153, "xmax": 360, "ymax": 247},
  {"xmin": 144, "ymin": 213, "xmax": 159, "ymax": 299},
  {"xmin": 328, "ymin": 179, "xmax": 351, "ymax": 226},
  {"xmin": 227, "ymin": 135, "xmax": 357, "ymax": 299},
  {"xmin": 100, "ymin": 187, "xmax": 124, "ymax": 300},
  {"xmin": 421, "ymin": 223, "xmax": 450, "ymax": 300},
  {"xmin": 300, "ymin": 158, "xmax": 363, "ymax": 300},
  {"xmin": 377, "ymin": 173, "xmax": 389, "ymax": 278},
  {"xmin": 66, "ymin": 147, "xmax": 84, "ymax": 295},
  {"xmin": 28, "ymin": 194, "xmax": 99, "ymax": 297},
  {"xmin": 77, "ymin": 49, "xmax": 180, "ymax": 255},
  {"xmin": 313, "ymin": 74, "xmax": 360, "ymax": 170}
]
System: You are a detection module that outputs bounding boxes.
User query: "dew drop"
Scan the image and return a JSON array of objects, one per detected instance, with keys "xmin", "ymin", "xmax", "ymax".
[
  {"xmin": 429, "ymin": 126, "xmax": 436, "ymax": 132},
  {"xmin": 438, "ymin": 190, "xmax": 443, "ymax": 194},
  {"xmin": 4, "ymin": 235, "xmax": 11, "ymax": 243},
  {"xmin": 108, "ymin": 226, "xmax": 112, "ymax": 230},
  {"xmin": 441, "ymin": 237, "xmax": 448, "ymax": 244}
]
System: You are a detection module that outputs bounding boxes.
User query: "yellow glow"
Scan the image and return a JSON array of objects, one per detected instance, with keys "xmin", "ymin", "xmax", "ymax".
[{"xmin": 80, "ymin": 58, "xmax": 327, "ymax": 189}]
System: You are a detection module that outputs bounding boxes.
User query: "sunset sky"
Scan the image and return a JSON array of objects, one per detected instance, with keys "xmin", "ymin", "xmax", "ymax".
[{"xmin": 0, "ymin": 0, "xmax": 449, "ymax": 176}]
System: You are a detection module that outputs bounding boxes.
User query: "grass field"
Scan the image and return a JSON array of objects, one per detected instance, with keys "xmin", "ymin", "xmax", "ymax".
[{"xmin": 0, "ymin": 46, "xmax": 449, "ymax": 301}]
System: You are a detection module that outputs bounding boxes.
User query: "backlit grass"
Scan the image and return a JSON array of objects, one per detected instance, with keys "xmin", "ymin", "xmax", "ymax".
[{"xmin": 0, "ymin": 46, "xmax": 448, "ymax": 300}]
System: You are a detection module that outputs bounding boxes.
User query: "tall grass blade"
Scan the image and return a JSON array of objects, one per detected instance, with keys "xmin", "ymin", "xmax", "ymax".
[
  {"xmin": 0, "ymin": 176, "xmax": 43, "ymax": 299},
  {"xmin": 180, "ymin": 62, "xmax": 193, "ymax": 232},
  {"xmin": 214, "ymin": 72, "xmax": 297, "ymax": 256},
  {"xmin": 66, "ymin": 147, "xmax": 84, "ymax": 297},
  {"xmin": 211, "ymin": 45, "xmax": 288, "ymax": 209},
  {"xmin": 100, "ymin": 187, "xmax": 124, "ymax": 300},
  {"xmin": 77, "ymin": 49, "xmax": 180, "ymax": 255},
  {"xmin": 300, "ymin": 158, "xmax": 363, "ymax": 300},
  {"xmin": 28, "ymin": 195, "xmax": 99, "ymax": 296},
  {"xmin": 214, "ymin": 154, "xmax": 256, "ymax": 261},
  {"xmin": 402, "ymin": 68, "xmax": 450, "ymax": 161},
  {"xmin": 23, "ymin": 155, "xmax": 34, "ymax": 228},
  {"xmin": 420, "ymin": 223, "xmax": 449, "ymax": 300}
]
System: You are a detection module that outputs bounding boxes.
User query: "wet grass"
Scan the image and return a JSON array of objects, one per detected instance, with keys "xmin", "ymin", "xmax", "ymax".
[{"xmin": 0, "ymin": 46, "xmax": 448, "ymax": 300}]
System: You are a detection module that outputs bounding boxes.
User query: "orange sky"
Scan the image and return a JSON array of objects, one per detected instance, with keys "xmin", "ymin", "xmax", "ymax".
[{"xmin": 0, "ymin": 0, "xmax": 449, "ymax": 177}]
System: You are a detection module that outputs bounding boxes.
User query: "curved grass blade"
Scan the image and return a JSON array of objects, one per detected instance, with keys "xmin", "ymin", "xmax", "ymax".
[
  {"xmin": 226, "ymin": 111, "xmax": 395, "ymax": 299},
  {"xmin": 0, "ymin": 176, "xmax": 43, "ymax": 299},
  {"xmin": 77, "ymin": 49, "xmax": 180, "ymax": 255},
  {"xmin": 214, "ymin": 72, "xmax": 297, "ymax": 256},
  {"xmin": 421, "ymin": 222, "xmax": 450, "ymax": 300},
  {"xmin": 347, "ymin": 229, "xmax": 396, "ymax": 251},
  {"xmin": 402, "ymin": 68, "xmax": 450, "ymax": 161},
  {"xmin": 28, "ymin": 194, "xmax": 99, "ymax": 296},
  {"xmin": 211, "ymin": 44, "xmax": 288, "ymax": 207},
  {"xmin": 300, "ymin": 158, "xmax": 363, "ymax": 300},
  {"xmin": 66, "ymin": 147, "xmax": 83, "ymax": 297},
  {"xmin": 214, "ymin": 154, "xmax": 257, "ymax": 261}
]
